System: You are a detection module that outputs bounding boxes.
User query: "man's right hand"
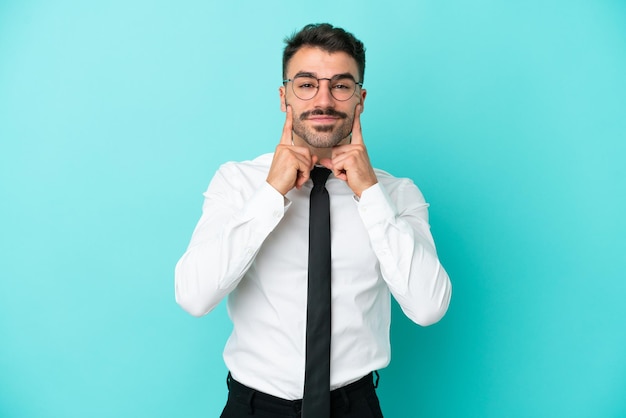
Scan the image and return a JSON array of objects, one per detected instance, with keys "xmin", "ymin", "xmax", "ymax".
[{"xmin": 266, "ymin": 106, "xmax": 317, "ymax": 196}]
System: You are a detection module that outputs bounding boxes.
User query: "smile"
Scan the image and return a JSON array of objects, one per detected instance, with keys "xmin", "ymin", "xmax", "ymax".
[{"xmin": 307, "ymin": 116, "xmax": 339, "ymax": 123}]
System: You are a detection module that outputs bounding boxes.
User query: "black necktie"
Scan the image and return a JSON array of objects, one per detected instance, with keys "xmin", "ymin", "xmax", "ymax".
[{"xmin": 302, "ymin": 166, "xmax": 332, "ymax": 418}]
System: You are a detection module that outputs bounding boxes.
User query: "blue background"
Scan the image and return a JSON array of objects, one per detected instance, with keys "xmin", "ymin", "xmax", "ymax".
[{"xmin": 1, "ymin": 1, "xmax": 625, "ymax": 417}]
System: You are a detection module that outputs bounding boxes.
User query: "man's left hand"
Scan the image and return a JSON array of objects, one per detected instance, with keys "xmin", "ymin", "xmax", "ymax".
[{"xmin": 320, "ymin": 104, "xmax": 378, "ymax": 197}]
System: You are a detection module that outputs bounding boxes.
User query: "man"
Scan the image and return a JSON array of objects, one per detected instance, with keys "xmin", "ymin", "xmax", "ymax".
[{"xmin": 175, "ymin": 23, "xmax": 452, "ymax": 418}]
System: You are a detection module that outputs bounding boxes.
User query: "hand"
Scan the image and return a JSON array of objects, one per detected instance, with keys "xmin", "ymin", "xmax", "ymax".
[
  {"xmin": 266, "ymin": 106, "xmax": 317, "ymax": 196},
  {"xmin": 320, "ymin": 104, "xmax": 377, "ymax": 197}
]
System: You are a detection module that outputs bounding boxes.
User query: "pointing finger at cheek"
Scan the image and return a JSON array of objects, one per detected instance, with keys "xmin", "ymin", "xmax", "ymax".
[
  {"xmin": 279, "ymin": 105, "xmax": 293, "ymax": 145},
  {"xmin": 350, "ymin": 104, "xmax": 364, "ymax": 145}
]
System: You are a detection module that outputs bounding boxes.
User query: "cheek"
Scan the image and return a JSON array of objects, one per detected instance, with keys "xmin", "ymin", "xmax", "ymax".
[
  {"xmin": 290, "ymin": 111, "xmax": 306, "ymax": 133},
  {"xmin": 284, "ymin": 89, "xmax": 298, "ymax": 106},
  {"xmin": 290, "ymin": 105, "xmax": 308, "ymax": 121}
]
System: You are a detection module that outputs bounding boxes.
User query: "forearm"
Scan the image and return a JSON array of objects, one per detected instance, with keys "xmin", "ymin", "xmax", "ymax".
[
  {"xmin": 370, "ymin": 219, "xmax": 451, "ymax": 325},
  {"xmin": 175, "ymin": 180, "xmax": 287, "ymax": 317},
  {"xmin": 359, "ymin": 183, "xmax": 452, "ymax": 325}
]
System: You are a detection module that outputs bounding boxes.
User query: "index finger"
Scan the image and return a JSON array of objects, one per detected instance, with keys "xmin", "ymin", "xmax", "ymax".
[
  {"xmin": 350, "ymin": 104, "xmax": 364, "ymax": 145},
  {"xmin": 280, "ymin": 105, "xmax": 293, "ymax": 145}
]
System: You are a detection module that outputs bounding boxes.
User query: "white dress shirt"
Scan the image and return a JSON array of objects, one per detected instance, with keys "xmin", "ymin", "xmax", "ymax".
[{"xmin": 175, "ymin": 153, "xmax": 451, "ymax": 400}]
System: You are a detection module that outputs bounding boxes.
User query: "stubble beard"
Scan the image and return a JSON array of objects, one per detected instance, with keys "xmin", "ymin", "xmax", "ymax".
[{"xmin": 292, "ymin": 108, "xmax": 353, "ymax": 148}]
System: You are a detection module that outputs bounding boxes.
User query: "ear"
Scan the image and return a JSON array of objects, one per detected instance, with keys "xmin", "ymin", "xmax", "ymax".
[
  {"xmin": 279, "ymin": 86, "xmax": 287, "ymax": 112},
  {"xmin": 359, "ymin": 88, "xmax": 367, "ymax": 112}
]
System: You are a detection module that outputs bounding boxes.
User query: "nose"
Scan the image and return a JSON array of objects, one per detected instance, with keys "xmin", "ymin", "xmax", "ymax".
[{"xmin": 312, "ymin": 79, "xmax": 335, "ymax": 107}]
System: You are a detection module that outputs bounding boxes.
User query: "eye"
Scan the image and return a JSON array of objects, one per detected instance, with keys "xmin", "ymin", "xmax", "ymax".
[
  {"xmin": 295, "ymin": 77, "xmax": 318, "ymax": 90},
  {"xmin": 331, "ymin": 79, "xmax": 355, "ymax": 90}
]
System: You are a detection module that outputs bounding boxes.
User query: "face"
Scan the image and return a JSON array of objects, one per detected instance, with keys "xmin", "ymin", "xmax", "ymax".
[{"xmin": 280, "ymin": 46, "xmax": 366, "ymax": 149}]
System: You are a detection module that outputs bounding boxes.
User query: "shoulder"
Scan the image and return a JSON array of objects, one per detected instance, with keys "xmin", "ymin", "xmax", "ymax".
[
  {"xmin": 373, "ymin": 168, "xmax": 422, "ymax": 194},
  {"xmin": 213, "ymin": 153, "xmax": 273, "ymax": 183},
  {"xmin": 373, "ymin": 168, "xmax": 427, "ymax": 206},
  {"xmin": 205, "ymin": 153, "xmax": 273, "ymax": 194},
  {"xmin": 217, "ymin": 153, "xmax": 273, "ymax": 175}
]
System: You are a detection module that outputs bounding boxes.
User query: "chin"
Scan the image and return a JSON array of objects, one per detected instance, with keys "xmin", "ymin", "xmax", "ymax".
[
  {"xmin": 301, "ymin": 129, "xmax": 351, "ymax": 149},
  {"xmin": 305, "ymin": 136, "xmax": 344, "ymax": 149}
]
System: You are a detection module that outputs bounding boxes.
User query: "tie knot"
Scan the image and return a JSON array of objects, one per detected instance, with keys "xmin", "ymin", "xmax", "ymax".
[{"xmin": 310, "ymin": 166, "xmax": 331, "ymax": 187}]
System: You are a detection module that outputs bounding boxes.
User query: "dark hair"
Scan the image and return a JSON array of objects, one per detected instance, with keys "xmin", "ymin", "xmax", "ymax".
[{"xmin": 282, "ymin": 23, "xmax": 366, "ymax": 83}]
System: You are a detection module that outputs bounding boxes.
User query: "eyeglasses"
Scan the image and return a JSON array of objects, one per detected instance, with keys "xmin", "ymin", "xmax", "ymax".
[{"xmin": 283, "ymin": 75, "xmax": 363, "ymax": 101}]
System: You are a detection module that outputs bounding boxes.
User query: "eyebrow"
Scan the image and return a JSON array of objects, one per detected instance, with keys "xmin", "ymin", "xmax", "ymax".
[{"xmin": 293, "ymin": 71, "xmax": 357, "ymax": 81}]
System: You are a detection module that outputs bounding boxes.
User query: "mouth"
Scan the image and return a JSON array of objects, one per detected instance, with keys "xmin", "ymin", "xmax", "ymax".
[{"xmin": 307, "ymin": 116, "xmax": 339, "ymax": 124}]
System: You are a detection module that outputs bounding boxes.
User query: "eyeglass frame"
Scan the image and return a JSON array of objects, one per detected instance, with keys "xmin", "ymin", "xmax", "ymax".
[{"xmin": 282, "ymin": 73, "xmax": 364, "ymax": 101}]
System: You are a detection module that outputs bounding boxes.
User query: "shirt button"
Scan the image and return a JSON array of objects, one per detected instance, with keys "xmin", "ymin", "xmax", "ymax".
[{"xmin": 273, "ymin": 210, "xmax": 282, "ymax": 218}]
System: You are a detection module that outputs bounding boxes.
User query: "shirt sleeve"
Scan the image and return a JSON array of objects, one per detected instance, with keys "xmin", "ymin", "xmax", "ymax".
[
  {"xmin": 174, "ymin": 165, "xmax": 289, "ymax": 317},
  {"xmin": 357, "ymin": 181, "xmax": 452, "ymax": 326}
]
